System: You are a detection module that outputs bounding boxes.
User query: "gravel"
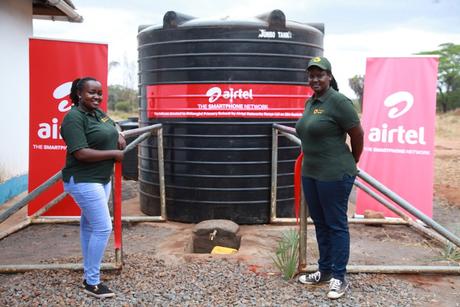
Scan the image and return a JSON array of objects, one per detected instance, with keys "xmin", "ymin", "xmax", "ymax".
[{"xmin": 0, "ymin": 252, "xmax": 436, "ymax": 306}]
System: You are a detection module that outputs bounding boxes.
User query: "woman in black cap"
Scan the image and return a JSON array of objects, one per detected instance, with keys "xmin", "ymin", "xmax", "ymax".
[{"xmin": 295, "ymin": 56, "xmax": 363, "ymax": 299}]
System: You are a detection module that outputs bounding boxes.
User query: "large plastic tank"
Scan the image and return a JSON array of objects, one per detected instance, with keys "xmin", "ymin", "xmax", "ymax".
[
  {"xmin": 138, "ymin": 10, "xmax": 323, "ymax": 223},
  {"xmin": 117, "ymin": 118, "xmax": 139, "ymax": 181}
]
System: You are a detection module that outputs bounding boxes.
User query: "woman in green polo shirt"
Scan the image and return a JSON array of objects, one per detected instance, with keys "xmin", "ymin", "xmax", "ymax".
[
  {"xmin": 61, "ymin": 77, "xmax": 126, "ymax": 299},
  {"xmin": 295, "ymin": 57, "xmax": 364, "ymax": 300}
]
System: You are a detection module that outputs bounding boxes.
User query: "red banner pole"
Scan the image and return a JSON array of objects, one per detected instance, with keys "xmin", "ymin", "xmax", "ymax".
[
  {"xmin": 113, "ymin": 162, "xmax": 122, "ymax": 250},
  {"xmin": 294, "ymin": 152, "xmax": 303, "ymax": 224}
]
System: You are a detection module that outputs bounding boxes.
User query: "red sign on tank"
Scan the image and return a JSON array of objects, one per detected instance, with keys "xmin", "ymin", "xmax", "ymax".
[{"xmin": 146, "ymin": 83, "xmax": 312, "ymax": 118}]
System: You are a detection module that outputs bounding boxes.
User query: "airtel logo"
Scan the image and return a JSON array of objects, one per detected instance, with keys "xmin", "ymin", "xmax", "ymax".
[
  {"xmin": 384, "ymin": 91, "xmax": 414, "ymax": 119},
  {"xmin": 368, "ymin": 90, "xmax": 426, "ymax": 145},
  {"xmin": 206, "ymin": 87, "xmax": 253, "ymax": 103},
  {"xmin": 37, "ymin": 81, "xmax": 72, "ymax": 140},
  {"xmin": 53, "ymin": 81, "xmax": 73, "ymax": 112}
]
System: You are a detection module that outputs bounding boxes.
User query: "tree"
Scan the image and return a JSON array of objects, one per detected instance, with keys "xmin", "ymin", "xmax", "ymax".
[
  {"xmin": 417, "ymin": 43, "xmax": 460, "ymax": 112},
  {"xmin": 348, "ymin": 75, "xmax": 364, "ymax": 111},
  {"xmin": 108, "ymin": 85, "xmax": 137, "ymax": 112}
]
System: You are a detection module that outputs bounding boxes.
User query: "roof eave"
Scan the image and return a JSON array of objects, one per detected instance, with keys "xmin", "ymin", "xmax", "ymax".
[{"xmin": 33, "ymin": 0, "xmax": 83, "ymax": 23}]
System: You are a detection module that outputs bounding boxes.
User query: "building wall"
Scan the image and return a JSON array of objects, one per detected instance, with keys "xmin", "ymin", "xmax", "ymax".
[{"xmin": 0, "ymin": 0, "xmax": 32, "ymax": 200}]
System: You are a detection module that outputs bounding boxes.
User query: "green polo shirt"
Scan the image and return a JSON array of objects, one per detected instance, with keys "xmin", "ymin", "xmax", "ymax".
[
  {"xmin": 61, "ymin": 106, "xmax": 118, "ymax": 184},
  {"xmin": 295, "ymin": 87, "xmax": 360, "ymax": 181}
]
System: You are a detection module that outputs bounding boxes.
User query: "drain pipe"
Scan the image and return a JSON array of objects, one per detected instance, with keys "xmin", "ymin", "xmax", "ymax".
[
  {"xmin": 46, "ymin": 0, "xmax": 83, "ymax": 23},
  {"xmin": 303, "ymin": 265, "xmax": 460, "ymax": 274}
]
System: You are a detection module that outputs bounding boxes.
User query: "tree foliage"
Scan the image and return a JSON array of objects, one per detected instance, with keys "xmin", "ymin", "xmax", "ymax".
[
  {"xmin": 348, "ymin": 75, "xmax": 364, "ymax": 111},
  {"xmin": 108, "ymin": 85, "xmax": 137, "ymax": 112},
  {"xmin": 417, "ymin": 43, "xmax": 460, "ymax": 112}
]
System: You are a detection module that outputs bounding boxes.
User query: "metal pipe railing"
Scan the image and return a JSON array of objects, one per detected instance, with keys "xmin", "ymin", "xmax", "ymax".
[
  {"xmin": 0, "ymin": 262, "xmax": 121, "ymax": 274},
  {"xmin": 271, "ymin": 123, "xmax": 460, "ymax": 246},
  {"xmin": 156, "ymin": 127, "xmax": 167, "ymax": 220},
  {"xmin": 122, "ymin": 123, "xmax": 162, "ymax": 138},
  {"xmin": 353, "ymin": 180, "xmax": 450, "ymax": 245},
  {"xmin": 31, "ymin": 216, "xmax": 166, "ymax": 224},
  {"xmin": 0, "ymin": 123, "xmax": 164, "ymax": 274},
  {"xmin": 29, "ymin": 192, "xmax": 68, "ymax": 219},
  {"xmin": 270, "ymin": 127, "xmax": 279, "ymax": 223},
  {"xmin": 271, "ymin": 123, "xmax": 460, "ymax": 275},
  {"xmin": 303, "ymin": 264, "xmax": 460, "ymax": 274},
  {"xmin": 0, "ymin": 171, "xmax": 63, "ymax": 224},
  {"xmin": 0, "ymin": 192, "xmax": 70, "ymax": 241},
  {"xmin": 113, "ymin": 124, "xmax": 165, "ymax": 267},
  {"xmin": 357, "ymin": 169, "xmax": 460, "ymax": 248},
  {"xmin": 299, "ymin": 190, "xmax": 307, "ymax": 270}
]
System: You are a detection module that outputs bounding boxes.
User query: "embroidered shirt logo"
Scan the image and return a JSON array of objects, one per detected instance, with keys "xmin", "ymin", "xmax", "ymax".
[
  {"xmin": 313, "ymin": 108, "xmax": 323, "ymax": 114},
  {"xmin": 311, "ymin": 57, "xmax": 322, "ymax": 63}
]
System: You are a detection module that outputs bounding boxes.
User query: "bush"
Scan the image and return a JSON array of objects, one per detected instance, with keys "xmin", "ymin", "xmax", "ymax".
[{"xmin": 115, "ymin": 101, "xmax": 132, "ymax": 112}]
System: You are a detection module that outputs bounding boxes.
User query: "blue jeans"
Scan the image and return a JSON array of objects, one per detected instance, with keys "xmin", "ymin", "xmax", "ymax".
[
  {"xmin": 302, "ymin": 175, "xmax": 355, "ymax": 281},
  {"xmin": 63, "ymin": 177, "xmax": 112, "ymax": 286}
]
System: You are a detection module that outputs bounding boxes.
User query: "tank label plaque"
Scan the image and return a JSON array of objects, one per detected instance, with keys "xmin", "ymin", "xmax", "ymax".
[
  {"xmin": 146, "ymin": 83, "xmax": 312, "ymax": 118},
  {"xmin": 258, "ymin": 29, "xmax": 293, "ymax": 39}
]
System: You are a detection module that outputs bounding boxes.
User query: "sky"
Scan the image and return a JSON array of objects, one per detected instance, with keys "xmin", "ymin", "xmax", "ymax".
[{"xmin": 33, "ymin": 0, "xmax": 460, "ymax": 98}]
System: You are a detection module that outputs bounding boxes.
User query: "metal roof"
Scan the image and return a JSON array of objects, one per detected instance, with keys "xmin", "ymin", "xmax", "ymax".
[{"xmin": 32, "ymin": 0, "xmax": 83, "ymax": 23}]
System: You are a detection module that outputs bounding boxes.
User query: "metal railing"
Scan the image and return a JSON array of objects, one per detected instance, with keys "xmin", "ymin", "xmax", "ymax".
[
  {"xmin": 271, "ymin": 123, "xmax": 460, "ymax": 274},
  {"xmin": 2, "ymin": 122, "xmax": 459, "ymax": 274},
  {"xmin": 0, "ymin": 124, "xmax": 165, "ymax": 273}
]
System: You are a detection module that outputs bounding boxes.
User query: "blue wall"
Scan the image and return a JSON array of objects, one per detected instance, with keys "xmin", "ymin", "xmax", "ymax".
[{"xmin": 0, "ymin": 175, "xmax": 28, "ymax": 205}]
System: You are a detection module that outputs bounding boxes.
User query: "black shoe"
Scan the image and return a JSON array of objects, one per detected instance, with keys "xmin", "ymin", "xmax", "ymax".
[
  {"xmin": 82, "ymin": 279, "xmax": 88, "ymax": 288},
  {"xmin": 84, "ymin": 282, "xmax": 115, "ymax": 299},
  {"xmin": 327, "ymin": 278, "xmax": 349, "ymax": 299},
  {"xmin": 298, "ymin": 271, "xmax": 332, "ymax": 285}
]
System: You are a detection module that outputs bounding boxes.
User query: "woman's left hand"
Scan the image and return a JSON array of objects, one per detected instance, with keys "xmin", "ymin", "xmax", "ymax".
[
  {"xmin": 118, "ymin": 133, "xmax": 127, "ymax": 150},
  {"xmin": 348, "ymin": 124, "xmax": 364, "ymax": 163}
]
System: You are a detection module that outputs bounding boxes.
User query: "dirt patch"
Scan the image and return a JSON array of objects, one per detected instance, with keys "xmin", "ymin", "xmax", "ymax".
[{"xmin": 434, "ymin": 111, "xmax": 460, "ymax": 208}]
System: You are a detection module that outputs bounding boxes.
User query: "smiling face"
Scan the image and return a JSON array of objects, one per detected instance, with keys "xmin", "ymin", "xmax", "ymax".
[
  {"xmin": 307, "ymin": 66, "xmax": 332, "ymax": 97},
  {"xmin": 78, "ymin": 80, "xmax": 103, "ymax": 112}
]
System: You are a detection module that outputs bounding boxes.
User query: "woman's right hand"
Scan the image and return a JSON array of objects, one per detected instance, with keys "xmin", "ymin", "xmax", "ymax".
[{"xmin": 113, "ymin": 150, "xmax": 124, "ymax": 162}]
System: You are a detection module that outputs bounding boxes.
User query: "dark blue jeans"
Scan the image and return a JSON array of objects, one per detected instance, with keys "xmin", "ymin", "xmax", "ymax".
[{"xmin": 302, "ymin": 175, "xmax": 355, "ymax": 281}]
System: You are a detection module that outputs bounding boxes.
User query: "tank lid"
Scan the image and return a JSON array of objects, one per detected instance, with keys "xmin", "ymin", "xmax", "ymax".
[
  {"xmin": 163, "ymin": 11, "xmax": 196, "ymax": 29},
  {"xmin": 139, "ymin": 10, "xmax": 323, "ymax": 34},
  {"xmin": 256, "ymin": 10, "xmax": 286, "ymax": 29}
]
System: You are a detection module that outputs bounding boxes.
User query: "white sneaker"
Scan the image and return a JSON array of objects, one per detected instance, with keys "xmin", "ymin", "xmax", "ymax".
[{"xmin": 327, "ymin": 278, "xmax": 349, "ymax": 299}]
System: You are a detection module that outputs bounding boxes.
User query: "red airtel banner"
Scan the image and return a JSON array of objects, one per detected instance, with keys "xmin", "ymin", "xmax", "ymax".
[
  {"xmin": 147, "ymin": 84, "xmax": 312, "ymax": 118},
  {"xmin": 356, "ymin": 57, "xmax": 439, "ymax": 218},
  {"xmin": 29, "ymin": 38, "xmax": 108, "ymax": 216}
]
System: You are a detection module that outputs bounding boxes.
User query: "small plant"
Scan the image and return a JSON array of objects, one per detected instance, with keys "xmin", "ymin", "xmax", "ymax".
[
  {"xmin": 439, "ymin": 243, "xmax": 460, "ymax": 262},
  {"xmin": 272, "ymin": 229, "xmax": 299, "ymax": 280}
]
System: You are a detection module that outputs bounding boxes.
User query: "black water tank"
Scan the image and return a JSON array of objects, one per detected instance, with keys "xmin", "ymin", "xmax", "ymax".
[
  {"xmin": 118, "ymin": 118, "xmax": 139, "ymax": 181},
  {"xmin": 138, "ymin": 10, "xmax": 324, "ymax": 223}
]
